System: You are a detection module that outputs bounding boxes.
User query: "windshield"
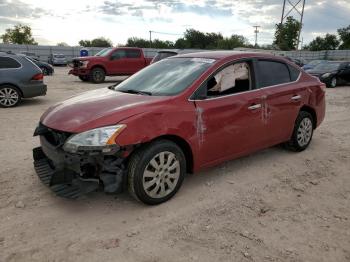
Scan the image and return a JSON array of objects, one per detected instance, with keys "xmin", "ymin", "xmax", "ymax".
[
  {"xmin": 116, "ymin": 57, "xmax": 215, "ymax": 96},
  {"xmin": 95, "ymin": 48, "xmax": 113, "ymax": 57},
  {"xmin": 313, "ymin": 62, "xmax": 341, "ymax": 71}
]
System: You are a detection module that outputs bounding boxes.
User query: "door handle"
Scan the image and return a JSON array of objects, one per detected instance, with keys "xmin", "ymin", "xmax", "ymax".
[
  {"xmin": 248, "ymin": 104, "xmax": 262, "ymax": 110},
  {"xmin": 291, "ymin": 95, "xmax": 301, "ymax": 101}
]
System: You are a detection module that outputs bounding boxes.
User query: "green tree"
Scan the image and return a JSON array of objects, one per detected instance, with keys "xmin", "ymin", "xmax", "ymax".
[
  {"xmin": 57, "ymin": 42, "xmax": 68, "ymax": 47},
  {"xmin": 273, "ymin": 16, "xmax": 301, "ymax": 50},
  {"xmin": 126, "ymin": 37, "xmax": 174, "ymax": 48},
  {"xmin": 337, "ymin": 25, "xmax": 350, "ymax": 49},
  {"xmin": 174, "ymin": 38, "xmax": 190, "ymax": 48},
  {"xmin": 79, "ymin": 37, "xmax": 112, "ymax": 47},
  {"xmin": 1, "ymin": 24, "xmax": 37, "ymax": 45},
  {"xmin": 305, "ymin": 34, "xmax": 339, "ymax": 51},
  {"xmin": 217, "ymin": 35, "xmax": 248, "ymax": 49}
]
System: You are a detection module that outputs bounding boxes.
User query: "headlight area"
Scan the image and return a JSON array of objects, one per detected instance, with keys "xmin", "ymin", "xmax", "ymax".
[
  {"xmin": 63, "ymin": 125, "xmax": 126, "ymax": 154},
  {"xmin": 33, "ymin": 124, "xmax": 131, "ymax": 199}
]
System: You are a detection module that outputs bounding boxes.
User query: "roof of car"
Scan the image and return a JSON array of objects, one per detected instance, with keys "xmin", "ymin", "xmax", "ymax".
[{"xmin": 174, "ymin": 51, "xmax": 280, "ymax": 60}]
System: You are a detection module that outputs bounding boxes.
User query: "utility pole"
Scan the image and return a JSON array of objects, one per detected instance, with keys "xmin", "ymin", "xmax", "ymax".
[
  {"xmin": 149, "ymin": 30, "xmax": 152, "ymax": 48},
  {"xmin": 280, "ymin": 0, "xmax": 306, "ymax": 50},
  {"xmin": 253, "ymin": 25, "xmax": 260, "ymax": 47}
]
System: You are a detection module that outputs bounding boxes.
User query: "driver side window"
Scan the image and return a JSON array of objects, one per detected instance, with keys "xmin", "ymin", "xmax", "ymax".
[
  {"xmin": 206, "ymin": 62, "xmax": 251, "ymax": 97},
  {"xmin": 111, "ymin": 50, "xmax": 127, "ymax": 60}
]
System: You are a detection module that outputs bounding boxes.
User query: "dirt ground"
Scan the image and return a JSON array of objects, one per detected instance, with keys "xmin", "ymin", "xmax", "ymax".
[{"xmin": 0, "ymin": 67, "xmax": 350, "ymax": 262}]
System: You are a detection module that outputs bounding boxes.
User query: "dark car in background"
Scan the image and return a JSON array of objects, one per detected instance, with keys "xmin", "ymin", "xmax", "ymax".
[
  {"xmin": 151, "ymin": 49, "xmax": 204, "ymax": 64},
  {"xmin": 302, "ymin": 60, "xmax": 327, "ymax": 71},
  {"xmin": 0, "ymin": 52, "xmax": 47, "ymax": 107},
  {"xmin": 306, "ymin": 61, "xmax": 350, "ymax": 88},
  {"xmin": 18, "ymin": 54, "xmax": 54, "ymax": 75},
  {"xmin": 48, "ymin": 54, "xmax": 67, "ymax": 66}
]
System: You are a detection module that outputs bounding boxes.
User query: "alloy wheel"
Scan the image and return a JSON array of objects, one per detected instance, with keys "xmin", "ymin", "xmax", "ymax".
[
  {"xmin": 142, "ymin": 151, "xmax": 180, "ymax": 199},
  {"xmin": 0, "ymin": 87, "xmax": 19, "ymax": 107},
  {"xmin": 297, "ymin": 118, "xmax": 313, "ymax": 147}
]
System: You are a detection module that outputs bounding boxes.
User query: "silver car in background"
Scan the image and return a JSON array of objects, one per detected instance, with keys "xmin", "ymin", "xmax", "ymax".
[
  {"xmin": 48, "ymin": 53, "xmax": 67, "ymax": 66},
  {"xmin": 0, "ymin": 52, "xmax": 47, "ymax": 107}
]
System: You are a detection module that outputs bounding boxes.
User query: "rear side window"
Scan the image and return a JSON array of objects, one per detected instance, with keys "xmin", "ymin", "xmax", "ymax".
[
  {"xmin": 257, "ymin": 60, "xmax": 291, "ymax": 88},
  {"xmin": 0, "ymin": 57, "xmax": 21, "ymax": 69},
  {"xmin": 288, "ymin": 64, "xmax": 301, "ymax": 81},
  {"xmin": 126, "ymin": 50, "xmax": 141, "ymax": 58}
]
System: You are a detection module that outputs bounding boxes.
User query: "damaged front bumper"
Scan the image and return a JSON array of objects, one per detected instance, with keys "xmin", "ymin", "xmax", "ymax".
[{"xmin": 33, "ymin": 127, "xmax": 127, "ymax": 199}]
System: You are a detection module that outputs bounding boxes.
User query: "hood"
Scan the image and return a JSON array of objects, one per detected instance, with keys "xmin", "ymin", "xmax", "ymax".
[{"xmin": 40, "ymin": 88, "xmax": 167, "ymax": 133}]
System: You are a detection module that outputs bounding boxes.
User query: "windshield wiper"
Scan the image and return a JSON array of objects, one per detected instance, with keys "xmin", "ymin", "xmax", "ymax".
[{"xmin": 118, "ymin": 89, "xmax": 152, "ymax": 96}]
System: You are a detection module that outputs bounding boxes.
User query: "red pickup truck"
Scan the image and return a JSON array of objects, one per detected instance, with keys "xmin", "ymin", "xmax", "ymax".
[{"xmin": 69, "ymin": 47, "xmax": 152, "ymax": 83}]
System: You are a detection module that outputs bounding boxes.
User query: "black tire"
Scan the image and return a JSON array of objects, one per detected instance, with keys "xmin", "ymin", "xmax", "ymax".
[
  {"xmin": 41, "ymin": 67, "xmax": 49, "ymax": 76},
  {"xmin": 0, "ymin": 85, "xmax": 21, "ymax": 108},
  {"xmin": 128, "ymin": 139, "xmax": 186, "ymax": 205},
  {"xmin": 90, "ymin": 67, "xmax": 105, "ymax": 83},
  {"xmin": 285, "ymin": 111, "xmax": 314, "ymax": 152},
  {"xmin": 79, "ymin": 75, "xmax": 90, "ymax": 82}
]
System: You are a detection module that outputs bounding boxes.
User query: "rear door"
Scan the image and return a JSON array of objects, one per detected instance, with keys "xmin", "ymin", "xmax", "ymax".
[
  {"xmin": 125, "ymin": 49, "xmax": 145, "ymax": 74},
  {"xmin": 108, "ymin": 49, "xmax": 128, "ymax": 75},
  {"xmin": 256, "ymin": 59, "xmax": 306, "ymax": 145}
]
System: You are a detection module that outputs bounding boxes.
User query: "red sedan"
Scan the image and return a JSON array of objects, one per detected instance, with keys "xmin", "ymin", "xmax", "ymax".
[{"xmin": 33, "ymin": 51, "xmax": 326, "ymax": 205}]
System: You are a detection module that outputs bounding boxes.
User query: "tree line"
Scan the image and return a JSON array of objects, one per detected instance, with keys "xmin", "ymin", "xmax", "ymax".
[{"xmin": 1, "ymin": 20, "xmax": 350, "ymax": 51}]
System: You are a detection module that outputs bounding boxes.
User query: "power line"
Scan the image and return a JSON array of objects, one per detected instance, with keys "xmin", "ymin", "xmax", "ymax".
[{"xmin": 149, "ymin": 30, "xmax": 184, "ymax": 48}]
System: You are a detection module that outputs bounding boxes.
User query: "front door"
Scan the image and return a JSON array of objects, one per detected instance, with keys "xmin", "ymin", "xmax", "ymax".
[{"xmin": 193, "ymin": 60, "xmax": 268, "ymax": 168}]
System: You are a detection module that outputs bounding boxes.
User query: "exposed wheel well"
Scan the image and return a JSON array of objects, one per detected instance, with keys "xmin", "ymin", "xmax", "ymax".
[
  {"xmin": 0, "ymin": 83, "xmax": 23, "ymax": 97},
  {"xmin": 300, "ymin": 105, "xmax": 317, "ymax": 129},
  {"xmin": 151, "ymin": 135, "xmax": 194, "ymax": 173},
  {"xmin": 90, "ymin": 65, "xmax": 106, "ymax": 74}
]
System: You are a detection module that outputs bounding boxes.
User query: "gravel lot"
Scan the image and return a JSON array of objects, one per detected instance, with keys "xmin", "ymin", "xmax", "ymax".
[{"xmin": 0, "ymin": 67, "xmax": 350, "ymax": 262}]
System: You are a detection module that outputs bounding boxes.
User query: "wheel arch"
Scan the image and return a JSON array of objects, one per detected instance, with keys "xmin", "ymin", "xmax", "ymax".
[
  {"xmin": 90, "ymin": 64, "xmax": 107, "ymax": 74},
  {"xmin": 149, "ymin": 135, "xmax": 194, "ymax": 174},
  {"xmin": 300, "ymin": 105, "xmax": 317, "ymax": 129},
  {"xmin": 0, "ymin": 83, "xmax": 23, "ymax": 97}
]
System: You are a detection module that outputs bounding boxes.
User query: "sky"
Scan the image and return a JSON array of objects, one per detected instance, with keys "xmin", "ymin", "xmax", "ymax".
[{"xmin": 0, "ymin": 0, "xmax": 349, "ymax": 46}]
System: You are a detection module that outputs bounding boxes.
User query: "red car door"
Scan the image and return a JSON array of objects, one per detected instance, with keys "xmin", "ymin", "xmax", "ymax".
[
  {"xmin": 192, "ymin": 60, "xmax": 269, "ymax": 168},
  {"xmin": 107, "ymin": 49, "xmax": 128, "ymax": 75},
  {"xmin": 125, "ymin": 49, "xmax": 146, "ymax": 74},
  {"xmin": 256, "ymin": 59, "xmax": 306, "ymax": 144}
]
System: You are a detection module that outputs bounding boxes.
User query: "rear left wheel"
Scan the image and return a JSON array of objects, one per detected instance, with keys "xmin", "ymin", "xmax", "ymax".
[
  {"xmin": 0, "ymin": 85, "xmax": 21, "ymax": 108},
  {"xmin": 128, "ymin": 140, "xmax": 186, "ymax": 205}
]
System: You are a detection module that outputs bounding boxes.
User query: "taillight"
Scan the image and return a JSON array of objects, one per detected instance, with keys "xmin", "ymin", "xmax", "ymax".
[{"xmin": 32, "ymin": 73, "xmax": 43, "ymax": 81}]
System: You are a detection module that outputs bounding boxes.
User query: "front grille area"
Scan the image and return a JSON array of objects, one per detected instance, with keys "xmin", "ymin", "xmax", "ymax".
[
  {"xmin": 72, "ymin": 59, "xmax": 82, "ymax": 68},
  {"xmin": 34, "ymin": 123, "xmax": 71, "ymax": 147}
]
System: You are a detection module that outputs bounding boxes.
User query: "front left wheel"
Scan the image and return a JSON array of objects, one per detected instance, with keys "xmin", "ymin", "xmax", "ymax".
[
  {"xmin": 128, "ymin": 140, "xmax": 186, "ymax": 205},
  {"xmin": 0, "ymin": 85, "xmax": 21, "ymax": 108}
]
